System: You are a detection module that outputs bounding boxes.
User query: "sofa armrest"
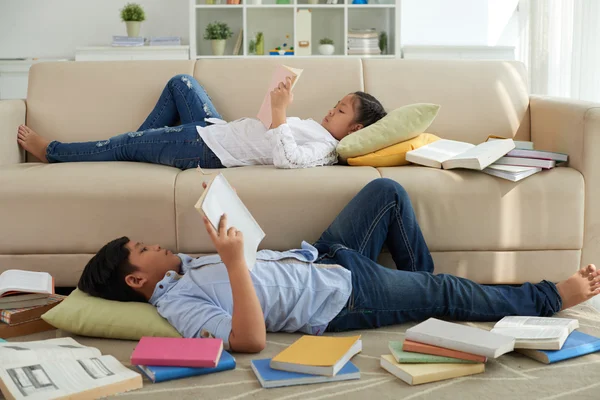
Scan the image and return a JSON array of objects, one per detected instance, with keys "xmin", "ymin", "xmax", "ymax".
[
  {"xmin": 0, "ymin": 100, "xmax": 26, "ymax": 165},
  {"xmin": 530, "ymin": 95, "xmax": 600, "ymax": 267}
]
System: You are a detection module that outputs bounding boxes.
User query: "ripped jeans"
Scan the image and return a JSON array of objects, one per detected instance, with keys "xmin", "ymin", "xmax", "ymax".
[{"xmin": 45, "ymin": 75, "xmax": 224, "ymax": 170}]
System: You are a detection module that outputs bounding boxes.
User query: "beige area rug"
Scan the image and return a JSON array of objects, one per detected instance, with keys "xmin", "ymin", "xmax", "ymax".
[{"xmin": 4, "ymin": 304, "xmax": 600, "ymax": 400}]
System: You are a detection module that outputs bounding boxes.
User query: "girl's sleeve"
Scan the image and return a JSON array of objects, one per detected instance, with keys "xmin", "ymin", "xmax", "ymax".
[{"xmin": 266, "ymin": 124, "xmax": 338, "ymax": 169}]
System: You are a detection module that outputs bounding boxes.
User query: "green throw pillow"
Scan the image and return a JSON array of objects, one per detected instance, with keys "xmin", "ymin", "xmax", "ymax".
[
  {"xmin": 336, "ymin": 103, "xmax": 440, "ymax": 161},
  {"xmin": 42, "ymin": 288, "xmax": 181, "ymax": 340}
]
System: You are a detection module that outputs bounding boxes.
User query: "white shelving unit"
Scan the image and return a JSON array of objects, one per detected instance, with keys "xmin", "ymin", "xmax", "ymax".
[{"xmin": 189, "ymin": 0, "xmax": 400, "ymax": 58}]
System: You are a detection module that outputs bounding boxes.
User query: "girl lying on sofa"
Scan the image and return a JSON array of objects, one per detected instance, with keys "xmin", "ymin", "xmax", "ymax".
[{"xmin": 17, "ymin": 74, "xmax": 386, "ymax": 170}]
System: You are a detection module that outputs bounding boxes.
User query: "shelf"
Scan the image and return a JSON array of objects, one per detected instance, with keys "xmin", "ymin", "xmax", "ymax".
[
  {"xmin": 245, "ymin": 4, "xmax": 296, "ymax": 7},
  {"xmin": 195, "ymin": 5, "xmax": 243, "ymax": 8},
  {"xmin": 196, "ymin": 54, "xmax": 397, "ymax": 58},
  {"xmin": 346, "ymin": 4, "xmax": 396, "ymax": 8}
]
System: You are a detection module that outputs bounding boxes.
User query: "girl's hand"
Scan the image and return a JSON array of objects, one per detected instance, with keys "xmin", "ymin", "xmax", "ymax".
[
  {"xmin": 270, "ymin": 77, "xmax": 294, "ymax": 110},
  {"xmin": 203, "ymin": 214, "xmax": 246, "ymax": 269}
]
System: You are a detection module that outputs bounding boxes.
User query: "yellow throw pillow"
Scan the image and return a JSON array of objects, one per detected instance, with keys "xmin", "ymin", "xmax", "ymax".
[
  {"xmin": 42, "ymin": 288, "xmax": 181, "ymax": 340},
  {"xmin": 337, "ymin": 103, "xmax": 440, "ymax": 161},
  {"xmin": 347, "ymin": 133, "xmax": 441, "ymax": 167}
]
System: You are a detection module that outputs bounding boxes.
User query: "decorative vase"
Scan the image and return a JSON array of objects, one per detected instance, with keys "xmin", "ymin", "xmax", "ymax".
[
  {"xmin": 308, "ymin": 0, "xmax": 319, "ymax": 3},
  {"xmin": 211, "ymin": 39, "xmax": 226, "ymax": 56},
  {"xmin": 125, "ymin": 21, "xmax": 141, "ymax": 37},
  {"xmin": 318, "ymin": 44, "xmax": 335, "ymax": 55}
]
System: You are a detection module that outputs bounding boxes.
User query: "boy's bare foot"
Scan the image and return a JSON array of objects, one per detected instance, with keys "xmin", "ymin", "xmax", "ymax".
[
  {"xmin": 17, "ymin": 125, "xmax": 50, "ymax": 163},
  {"xmin": 556, "ymin": 264, "xmax": 600, "ymax": 310}
]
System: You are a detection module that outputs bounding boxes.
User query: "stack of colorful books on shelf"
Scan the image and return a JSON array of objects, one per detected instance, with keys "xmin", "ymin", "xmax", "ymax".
[
  {"xmin": 131, "ymin": 337, "xmax": 236, "ymax": 383},
  {"xmin": 251, "ymin": 335, "xmax": 361, "ymax": 388},
  {"xmin": 347, "ymin": 28, "xmax": 381, "ymax": 56}
]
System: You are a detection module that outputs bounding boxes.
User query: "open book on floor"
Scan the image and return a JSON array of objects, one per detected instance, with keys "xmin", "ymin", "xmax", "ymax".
[
  {"xmin": 0, "ymin": 337, "xmax": 142, "ymax": 400},
  {"xmin": 0, "ymin": 270, "xmax": 54, "ymax": 309},
  {"xmin": 490, "ymin": 316, "xmax": 579, "ymax": 350},
  {"xmin": 257, "ymin": 64, "xmax": 303, "ymax": 129},
  {"xmin": 195, "ymin": 173, "xmax": 266, "ymax": 271},
  {"xmin": 405, "ymin": 138, "xmax": 515, "ymax": 170}
]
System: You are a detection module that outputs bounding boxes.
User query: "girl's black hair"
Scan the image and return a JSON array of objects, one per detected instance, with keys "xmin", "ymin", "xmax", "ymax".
[
  {"xmin": 78, "ymin": 236, "xmax": 147, "ymax": 303},
  {"xmin": 352, "ymin": 91, "xmax": 387, "ymax": 128}
]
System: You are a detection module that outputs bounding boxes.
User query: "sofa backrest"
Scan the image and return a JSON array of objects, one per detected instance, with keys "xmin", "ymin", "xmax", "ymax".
[
  {"xmin": 25, "ymin": 58, "xmax": 530, "ymax": 157},
  {"xmin": 362, "ymin": 59, "xmax": 530, "ymax": 143}
]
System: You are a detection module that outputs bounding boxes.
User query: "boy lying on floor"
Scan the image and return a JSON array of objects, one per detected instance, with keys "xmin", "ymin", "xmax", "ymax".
[{"xmin": 78, "ymin": 179, "xmax": 600, "ymax": 353}]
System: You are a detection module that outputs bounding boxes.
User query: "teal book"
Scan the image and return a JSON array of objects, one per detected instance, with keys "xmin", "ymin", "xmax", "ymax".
[
  {"xmin": 0, "ymin": 339, "xmax": 5, "ymax": 342},
  {"xmin": 517, "ymin": 331, "xmax": 600, "ymax": 364},
  {"xmin": 389, "ymin": 341, "xmax": 477, "ymax": 364}
]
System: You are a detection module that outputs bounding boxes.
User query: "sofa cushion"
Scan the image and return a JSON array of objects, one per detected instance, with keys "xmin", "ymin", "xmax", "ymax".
[
  {"xmin": 175, "ymin": 165, "xmax": 381, "ymax": 254},
  {"xmin": 42, "ymin": 289, "xmax": 181, "ymax": 340},
  {"xmin": 378, "ymin": 166, "xmax": 584, "ymax": 251},
  {"xmin": 337, "ymin": 104, "xmax": 440, "ymax": 161},
  {"xmin": 362, "ymin": 59, "xmax": 531, "ymax": 144},
  {"xmin": 193, "ymin": 58, "xmax": 363, "ymax": 122},
  {"xmin": 347, "ymin": 133, "xmax": 441, "ymax": 167},
  {"xmin": 0, "ymin": 162, "xmax": 179, "ymax": 254}
]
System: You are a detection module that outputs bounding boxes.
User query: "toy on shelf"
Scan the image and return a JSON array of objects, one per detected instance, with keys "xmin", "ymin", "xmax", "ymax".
[{"xmin": 269, "ymin": 34, "xmax": 294, "ymax": 55}]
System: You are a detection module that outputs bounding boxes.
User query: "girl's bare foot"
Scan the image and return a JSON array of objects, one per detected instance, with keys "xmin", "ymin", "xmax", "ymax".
[
  {"xmin": 17, "ymin": 125, "xmax": 50, "ymax": 162},
  {"xmin": 556, "ymin": 264, "xmax": 600, "ymax": 310}
]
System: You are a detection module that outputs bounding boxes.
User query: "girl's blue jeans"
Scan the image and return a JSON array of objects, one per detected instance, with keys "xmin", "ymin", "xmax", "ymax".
[{"xmin": 46, "ymin": 74, "xmax": 223, "ymax": 170}]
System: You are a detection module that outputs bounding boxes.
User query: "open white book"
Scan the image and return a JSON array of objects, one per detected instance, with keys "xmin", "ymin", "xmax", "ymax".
[
  {"xmin": 0, "ymin": 337, "xmax": 142, "ymax": 400},
  {"xmin": 406, "ymin": 138, "xmax": 515, "ymax": 170},
  {"xmin": 0, "ymin": 270, "xmax": 54, "ymax": 309},
  {"xmin": 195, "ymin": 173, "xmax": 266, "ymax": 270},
  {"xmin": 490, "ymin": 317, "xmax": 579, "ymax": 350}
]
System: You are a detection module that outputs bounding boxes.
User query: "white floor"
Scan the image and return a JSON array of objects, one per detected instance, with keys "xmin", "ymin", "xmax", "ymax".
[{"xmin": 585, "ymin": 296, "xmax": 600, "ymax": 311}]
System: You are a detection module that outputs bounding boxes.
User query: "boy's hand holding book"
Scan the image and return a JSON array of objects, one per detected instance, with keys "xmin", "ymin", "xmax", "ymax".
[{"xmin": 203, "ymin": 214, "xmax": 247, "ymax": 270}]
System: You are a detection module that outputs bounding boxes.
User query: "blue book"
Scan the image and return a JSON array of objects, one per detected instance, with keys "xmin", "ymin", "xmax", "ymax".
[
  {"xmin": 517, "ymin": 331, "xmax": 600, "ymax": 364},
  {"xmin": 0, "ymin": 339, "xmax": 5, "ymax": 342},
  {"xmin": 136, "ymin": 350, "xmax": 235, "ymax": 383},
  {"xmin": 251, "ymin": 358, "xmax": 360, "ymax": 389}
]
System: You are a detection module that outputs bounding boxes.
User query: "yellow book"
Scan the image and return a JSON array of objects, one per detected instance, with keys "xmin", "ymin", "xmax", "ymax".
[
  {"xmin": 270, "ymin": 335, "xmax": 362, "ymax": 377},
  {"xmin": 380, "ymin": 354, "xmax": 484, "ymax": 385}
]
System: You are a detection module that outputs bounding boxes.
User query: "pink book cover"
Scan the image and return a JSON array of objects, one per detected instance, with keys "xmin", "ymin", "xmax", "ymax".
[
  {"xmin": 130, "ymin": 337, "xmax": 223, "ymax": 368},
  {"xmin": 256, "ymin": 64, "xmax": 303, "ymax": 129}
]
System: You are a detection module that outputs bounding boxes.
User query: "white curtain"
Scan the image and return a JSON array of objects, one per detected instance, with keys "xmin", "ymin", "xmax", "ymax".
[{"xmin": 518, "ymin": 0, "xmax": 600, "ymax": 102}]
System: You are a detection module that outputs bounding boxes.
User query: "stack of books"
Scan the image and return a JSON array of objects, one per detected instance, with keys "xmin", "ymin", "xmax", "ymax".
[
  {"xmin": 0, "ymin": 270, "xmax": 60, "ymax": 338},
  {"xmin": 251, "ymin": 335, "xmax": 361, "ymax": 388},
  {"xmin": 131, "ymin": 337, "xmax": 235, "ymax": 383},
  {"xmin": 380, "ymin": 318, "xmax": 511, "ymax": 385},
  {"xmin": 0, "ymin": 294, "xmax": 64, "ymax": 338},
  {"xmin": 405, "ymin": 137, "xmax": 569, "ymax": 182},
  {"xmin": 380, "ymin": 317, "xmax": 600, "ymax": 385},
  {"xmin": 347, "ymin": 28, "xmax": 381, "ymax": 56},
  {"xmin": 112, "ymin": 36, "xmax": 145, "ymax": 47},
  {"xmin": 149, "ymin": 36, "xmax": 182, "ymax": 46}
]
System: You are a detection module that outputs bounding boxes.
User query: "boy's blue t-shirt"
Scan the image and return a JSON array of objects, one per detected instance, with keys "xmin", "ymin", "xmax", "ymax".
[{"xmin": 149, "ymin": 242, "xmax": 352, "ymax": 348}]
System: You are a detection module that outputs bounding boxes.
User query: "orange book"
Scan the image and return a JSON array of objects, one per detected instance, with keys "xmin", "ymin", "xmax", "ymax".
[{"xmin": 402, "ymin": 340, "xmax": 487, "ymax": 363}]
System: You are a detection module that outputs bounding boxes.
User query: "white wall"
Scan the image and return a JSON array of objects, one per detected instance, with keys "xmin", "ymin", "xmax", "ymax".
[
  {"xmin": 0, "ymin": 0, "xmax": 519, "ymax": 60},
  {"xmin": 0, "ymin": 0, "xmax": 189, "ymax": 59},
  {"xmin": 401, "ymin": 0, "xmax": 519, "ymax": 46}
]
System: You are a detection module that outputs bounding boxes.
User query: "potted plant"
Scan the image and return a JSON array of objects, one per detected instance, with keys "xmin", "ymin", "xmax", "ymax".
[
  {"xmin": 379, "ymin": 31, "xmax": 388, "ymax": 55},
  {"xmin": 255, "ymin": 32, "xmax": 264, "ymax": 55},
  {"xmin": 249, "ymin": 39, "xmax": 256, "ymax": 55},
  {"xmin": 308, "ymin": 0, "xmax": 319, "ymax": 4},
  {"xmin": 318, "ymin": 38, "xmax": 335, "ymax": 55},
  {"xmin": 120, "ymin": 3, "xmax": 146, "ymax": 37},
  {"xmin": 204, "ymin": 21, "xmax": 233, "ymax": 56}
]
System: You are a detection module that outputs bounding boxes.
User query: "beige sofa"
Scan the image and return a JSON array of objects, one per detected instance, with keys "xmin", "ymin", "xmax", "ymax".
[{"xmin": 1, "ymin": 58, "xmax": 598, "ymax": 287}]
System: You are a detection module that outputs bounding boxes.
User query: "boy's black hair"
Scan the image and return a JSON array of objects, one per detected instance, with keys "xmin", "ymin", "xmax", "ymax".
[
  {"xmin": 78, "ymin": 236, "xmax": 147, "ymax": 303},
  {"xmin": 352, "ymin": 91, "xmax": 387, "ymax": 128}
]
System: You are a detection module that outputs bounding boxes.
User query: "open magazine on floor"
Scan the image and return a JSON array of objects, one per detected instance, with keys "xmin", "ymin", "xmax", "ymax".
[{"xmin": 0, "ymin": 337, "xmax": 142, "ymax": 400}]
